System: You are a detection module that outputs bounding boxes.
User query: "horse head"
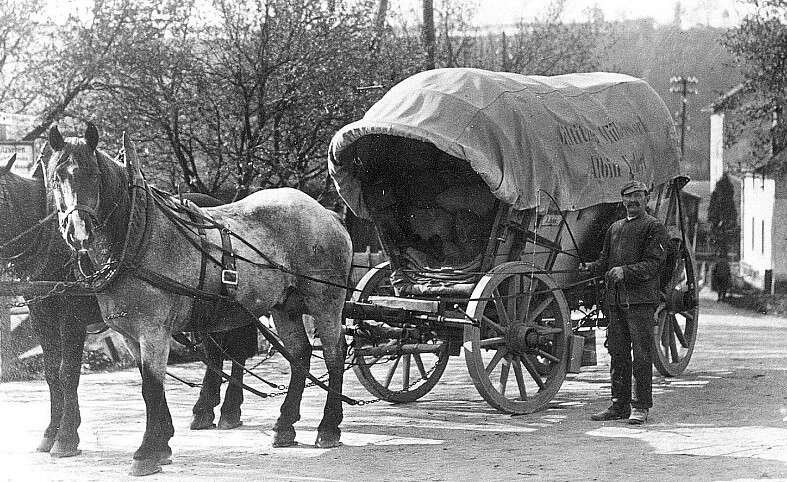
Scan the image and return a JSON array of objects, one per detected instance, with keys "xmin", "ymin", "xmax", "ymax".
[{"xmin": 45, "ymin": 123, "xmax": 104, "ymax": 256}]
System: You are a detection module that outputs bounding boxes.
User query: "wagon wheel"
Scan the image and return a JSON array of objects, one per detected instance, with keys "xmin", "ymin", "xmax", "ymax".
[
  {"xmin": 348, "ymin": 262, "xmax": 450, "ymax": 403},
  {"xmin": 464, "ymin": 262, "xmax": 571, "ymax": 414},
  {"xmin": 653, "ymin": 240, "xmax": 698, "ymax": 376}
]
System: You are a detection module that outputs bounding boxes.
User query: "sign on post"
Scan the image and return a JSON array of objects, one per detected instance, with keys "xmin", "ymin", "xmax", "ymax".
[{"xmin": 0, "ymin": 142, "xmax": 36, "ymax": 174}]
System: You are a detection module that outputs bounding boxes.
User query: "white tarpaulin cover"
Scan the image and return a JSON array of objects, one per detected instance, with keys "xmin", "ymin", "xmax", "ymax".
[{"xmin": 329, "ymin": 68, "xmax": 682, "ymax": 220}]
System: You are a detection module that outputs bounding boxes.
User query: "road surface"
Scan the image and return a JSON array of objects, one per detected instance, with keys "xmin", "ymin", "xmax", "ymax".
[{"xmin": 1, "ymin": 287, "xmax": 785, "ymax": 481}]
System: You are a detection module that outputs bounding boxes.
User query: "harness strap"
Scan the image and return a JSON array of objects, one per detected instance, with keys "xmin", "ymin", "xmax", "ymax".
[
  {"xmin": 250, "ymin": 315, "xmax": 359, "ymax": 405},
  {"xmin": 132, "ymin": 264, "xmax": 358, "ymax": 404},
  {"xmin": 220, "ymin": 228, "xmax": 238, "ymax": 297},
  {"xmin": 171, "ymin": 332, "xmax": 269, "ymax": 398}
]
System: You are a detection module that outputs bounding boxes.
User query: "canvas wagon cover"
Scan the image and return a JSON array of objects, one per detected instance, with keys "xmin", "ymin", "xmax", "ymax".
[{"xmin": 329, "ymin": 68, "xmax": 682, "ymax": 219}]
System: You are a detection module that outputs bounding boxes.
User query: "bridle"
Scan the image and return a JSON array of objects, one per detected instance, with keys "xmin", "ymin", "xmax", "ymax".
[{"xmin": 51, "ymin": 157, "xmax": 103, "ymax": 232}]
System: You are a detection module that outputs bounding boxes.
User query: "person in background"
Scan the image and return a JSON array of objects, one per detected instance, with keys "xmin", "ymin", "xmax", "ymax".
[
  {"xmin": 581, "ymin": 180, "xmax": 669, "ymax": 425},
  {"xmin": 711, "ymin": 252, "xmax": 731, "ymax": 302}
]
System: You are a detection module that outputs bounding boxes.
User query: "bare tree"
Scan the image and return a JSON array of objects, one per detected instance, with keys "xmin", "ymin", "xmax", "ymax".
[
  {"xmin": 87, "ymin": 0, "xmax": 384, "ymax": 201},
  {"xmin": 722, "ymin": 0, "xmax": 787, "ymax": 172},
  {"xmin": 1, "ymin": 0, "xmax": 194, "ymax": 142}
]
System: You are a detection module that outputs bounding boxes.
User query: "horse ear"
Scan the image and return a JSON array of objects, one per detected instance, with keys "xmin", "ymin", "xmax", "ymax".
[
  {"xmin": 122, "ymin": 132, "xmax": 142, "ymax": 181},
  {"xmin": 0, "ymin": 154, "xmax": 17, "ymax": 176},
  {"xmin": 85, "ymin": 122, "xmax": 99, "ymax": 151},
  {"xmin": 49, "ymin": 126, "xmax": 65, "ymax": 151}
]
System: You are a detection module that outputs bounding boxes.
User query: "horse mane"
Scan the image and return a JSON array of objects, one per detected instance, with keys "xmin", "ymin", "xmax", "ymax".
[{"xmin": 93, "ymin": 146, "xmax": 133, "ymax": 249}]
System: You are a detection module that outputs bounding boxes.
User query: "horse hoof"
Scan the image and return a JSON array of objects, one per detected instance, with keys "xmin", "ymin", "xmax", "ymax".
[
  {"xmin": 315, "ymin": 433, "xmax": 342, "ymax": 449},
  {"xmin": 218, "ymin": 412, "xmax": 242, "ymax": 430},
  {"xmin": 190, "ymin": 413, "xmax": 216, "ymax": 430},
  {"xmin": 37, "ymin": 436, "xmax": 56, "ymax": 453},
  {"xmin": 130, "ymin": 459, "xmax": 162, "ymax": 477},
  {"xmin": 50, "ymin": 440, "xmax": 81, "ymax": 458},
  {"xmin": 157, "ymin": 450, "xmax": 173, "ymax": 466},
  {"xmin": 271, "ymin": 430, "xmax": 297, "ymax": 448}
]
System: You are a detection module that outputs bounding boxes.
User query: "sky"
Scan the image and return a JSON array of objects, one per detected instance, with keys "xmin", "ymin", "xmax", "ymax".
[
  {"xmin": 42, "ymin": 0, "xmax": 755, "ymax": 29},
  {"xmin": 40, "ymin": 0, "xmax": 749, "ymax": 28},
  {"xmin": 404, "ymin": 0, "xmax": 753, "ymax": 29}
]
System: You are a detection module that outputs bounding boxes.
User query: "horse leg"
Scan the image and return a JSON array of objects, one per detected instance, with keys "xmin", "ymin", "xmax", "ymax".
[
  {"xmin": 270, "ymin": 308, "xmax": 311, "ymax": 448},
  {"xmin": 124, "ymin": 334, "xmax": 174, "ymax": 476},
  {"xmin": 190, "ymin": 336, "xmax": 222, "ymax": 430},
  {"xmin": 217, "ymin": 358, "xmax": 245, "ymax": 430},
  {"xmin": 311, "ymin": 306, "xmax": 346, "ymax": 448},
  {"xmin": 50, "ymin": 312, "xmax": 87, "ymax": 457},
  {"xmin": 31, "ymin": 306, "xmax": 64, "ymax": 454},
  {"xmin": 218, "ymin": 324, "xmax": 257, "ymax": 430}
]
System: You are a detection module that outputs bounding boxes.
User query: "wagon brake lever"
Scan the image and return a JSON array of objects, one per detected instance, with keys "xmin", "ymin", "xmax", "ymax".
[{"xmin": 452, "ymin": 304, "xmax": 481, "ymax": 327}]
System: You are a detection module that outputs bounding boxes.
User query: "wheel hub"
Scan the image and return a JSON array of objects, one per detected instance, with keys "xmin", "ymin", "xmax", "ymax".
[{"xmin": 505, "ymin": 322, "xmax": 540, "ymax": 354}]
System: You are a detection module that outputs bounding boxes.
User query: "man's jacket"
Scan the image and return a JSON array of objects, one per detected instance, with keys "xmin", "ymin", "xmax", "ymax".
[{"xmin": 587, "ymin": 213, "xmax": 669, "ymax": 306}]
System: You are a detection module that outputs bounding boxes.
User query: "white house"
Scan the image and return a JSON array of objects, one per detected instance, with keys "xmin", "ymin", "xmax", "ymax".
[{"xmin": 706, "ymin": 85, "xmax": 786, "ymax": 293}]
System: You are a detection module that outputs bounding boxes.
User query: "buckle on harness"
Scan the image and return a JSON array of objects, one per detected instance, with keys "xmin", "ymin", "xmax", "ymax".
[{"xmin": 222, "ymin": 269, "xmax": 238, "ymax": 286}]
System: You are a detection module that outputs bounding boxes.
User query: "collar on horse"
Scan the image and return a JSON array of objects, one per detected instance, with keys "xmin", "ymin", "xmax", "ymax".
[{"xmin": 86, "ymin": 174, "xmax": 239, "ymax": 304}]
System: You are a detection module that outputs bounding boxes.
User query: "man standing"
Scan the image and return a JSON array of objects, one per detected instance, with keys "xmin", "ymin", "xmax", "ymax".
[{"xmin": 583, "ymin": 180, "xmax": 669, "ymax": 425}]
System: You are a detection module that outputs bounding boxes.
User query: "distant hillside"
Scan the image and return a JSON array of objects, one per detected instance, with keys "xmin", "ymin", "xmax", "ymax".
[{"xmin": 601, "ymin": 19, "xmax": 741, "ymax": 181}]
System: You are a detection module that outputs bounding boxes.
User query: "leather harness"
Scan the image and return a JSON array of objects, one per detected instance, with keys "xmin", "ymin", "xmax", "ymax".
[{"xmin": 87, "ymin": 174, "xmax": 356, "ymax": 404}]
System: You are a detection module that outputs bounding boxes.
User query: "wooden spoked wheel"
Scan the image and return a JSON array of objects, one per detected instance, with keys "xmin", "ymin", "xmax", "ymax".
[
  {"xmin": 348, "ymin": 262, "xmax": 450, "ymax": 403},
  {"xmin": 653, "ymin": 241, "xmax": 698, "ymax": 376},
  {"xmin": 464, "ymin": 262, "xmax": 571, "ymax": 414}
]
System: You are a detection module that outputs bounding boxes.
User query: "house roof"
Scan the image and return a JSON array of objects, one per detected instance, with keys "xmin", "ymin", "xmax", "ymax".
[{"xmin": 702, "ymin": 83, "xmax": 745, "ymax": 114}]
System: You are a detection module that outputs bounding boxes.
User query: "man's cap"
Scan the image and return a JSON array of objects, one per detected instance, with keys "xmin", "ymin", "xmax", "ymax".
[{"xmin": 620, "ymin": 180, "xmax": 648, "ymax": 196}]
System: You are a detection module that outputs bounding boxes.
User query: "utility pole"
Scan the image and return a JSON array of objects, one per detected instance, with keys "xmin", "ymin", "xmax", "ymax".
[{"xmin": 669, "ymin": 76, "xmax": 699, "ymax": 158}]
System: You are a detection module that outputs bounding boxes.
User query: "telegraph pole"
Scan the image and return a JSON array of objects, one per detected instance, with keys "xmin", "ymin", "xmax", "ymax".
[{"xmin": 669, "ymin": 76, "xmax": 699, "ymax": 158}]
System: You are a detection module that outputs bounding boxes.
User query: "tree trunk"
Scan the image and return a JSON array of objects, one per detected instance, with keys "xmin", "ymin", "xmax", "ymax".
[
  {"xmin": 422, "ymin": 0, "xmax": 435, "ymax": 70},
  {"xmin": 371, "ymin": 0, "xmax": 389, "ymax": 53}
]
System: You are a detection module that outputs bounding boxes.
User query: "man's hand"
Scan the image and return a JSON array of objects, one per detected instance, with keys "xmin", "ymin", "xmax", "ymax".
[{"xmin": 606, "ymin": 266, "xmax": 624, "ymax": 282}]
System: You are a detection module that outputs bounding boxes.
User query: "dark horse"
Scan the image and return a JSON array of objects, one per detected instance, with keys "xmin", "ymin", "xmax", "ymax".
[
  {"xmin": 44, "ymin": 125, "xmax": 352, "ymax": 476},
  {"xmin": 0, "ymin": 153, "xmax": 257, "ymax": 459},
  {"xmin": 0, "ymin": 151, "xmax": 101, "ymax": 458}
]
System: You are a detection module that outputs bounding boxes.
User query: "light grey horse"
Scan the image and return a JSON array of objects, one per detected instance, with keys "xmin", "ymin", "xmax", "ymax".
[{"xmin": 44, "ymin": 124, "xmax": 352, "ymax": 476}]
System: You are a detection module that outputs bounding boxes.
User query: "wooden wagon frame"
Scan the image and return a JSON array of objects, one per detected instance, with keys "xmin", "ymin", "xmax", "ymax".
[{"xmin": 331, "ymin": 68, "xmax": 699, "ymax": 414}]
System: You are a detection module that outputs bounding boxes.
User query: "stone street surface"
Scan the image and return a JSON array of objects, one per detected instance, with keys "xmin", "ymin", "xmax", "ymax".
[{"xmin": 1, "ymin": 287, "xmax": 786, "ymax": 482}]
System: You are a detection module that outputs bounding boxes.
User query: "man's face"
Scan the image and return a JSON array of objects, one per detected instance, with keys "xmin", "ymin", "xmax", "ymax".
[{"xmin": 622, "ymin": 190, "xmax": 648, "ymax": 218}]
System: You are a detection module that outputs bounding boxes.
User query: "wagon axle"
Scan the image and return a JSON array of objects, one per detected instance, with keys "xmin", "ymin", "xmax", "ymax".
[{"xmin": 504, "ymin": 322, "xmax": 552, "ymax": 355}]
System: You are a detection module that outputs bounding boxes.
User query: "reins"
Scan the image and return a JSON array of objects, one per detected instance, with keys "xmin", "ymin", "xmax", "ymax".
[{"xmin": 0, "ymin": 211, "xmax": 57, "ymax": 261}]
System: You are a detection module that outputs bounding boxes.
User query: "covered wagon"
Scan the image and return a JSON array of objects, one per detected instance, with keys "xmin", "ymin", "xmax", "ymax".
[{"xmin": 330, "ymin": 68, "xmax": 698, "ymax": 414}]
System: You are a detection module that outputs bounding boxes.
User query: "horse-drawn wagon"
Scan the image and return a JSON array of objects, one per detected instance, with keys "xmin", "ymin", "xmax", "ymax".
[
  {"xmin": 2, "ymin": 67, "xmax": 698, "ymax": 476},
  {"xmin": 332, "ymin": 68, "xmax": 699, "ymax": 415}
]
